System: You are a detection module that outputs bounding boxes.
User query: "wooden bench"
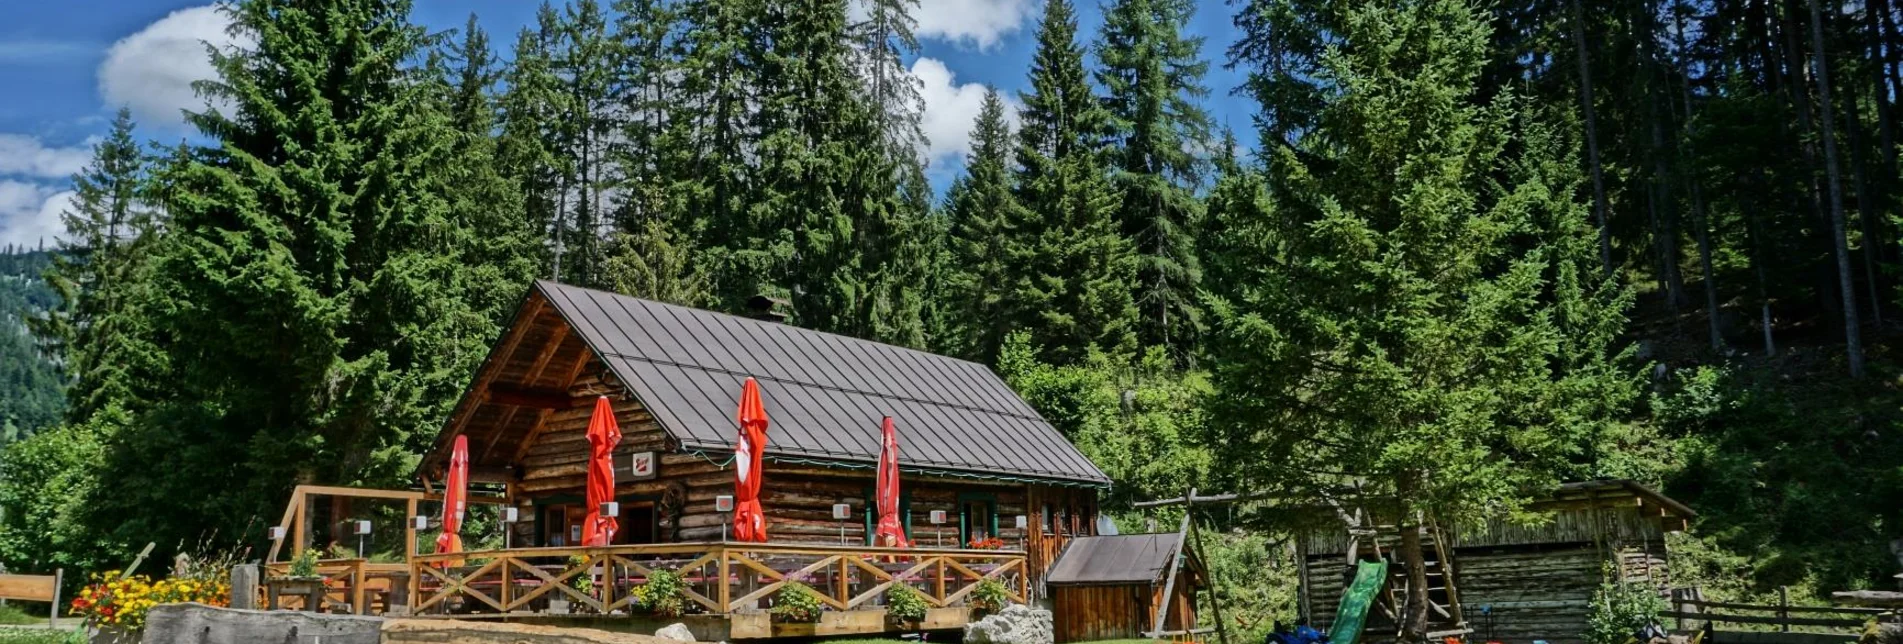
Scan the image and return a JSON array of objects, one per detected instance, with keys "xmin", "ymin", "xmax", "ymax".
[{"xmin": 0, "ymin": 570, "xmax": 63, "ymax": 627}]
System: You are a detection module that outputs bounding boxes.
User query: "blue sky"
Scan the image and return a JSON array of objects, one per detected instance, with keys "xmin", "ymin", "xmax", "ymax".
[{"xmin": 0, "ymin": 0, "xmax": 1257, "ymax": 248}]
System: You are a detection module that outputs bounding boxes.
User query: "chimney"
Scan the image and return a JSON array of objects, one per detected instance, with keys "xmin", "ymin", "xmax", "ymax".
[{"xmin": 745, "ymin": 294, "xmax": 790, "ymax": 323}]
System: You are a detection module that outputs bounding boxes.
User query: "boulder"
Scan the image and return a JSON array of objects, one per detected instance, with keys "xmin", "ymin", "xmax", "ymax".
[
  {"xmin": 963, "ymin": 604, "xmax": 1053, "ymax": 644},
  {"xmin": 139, "ymin": 602, "xmax": 382, "ymax": 644},
  {"xmin": 654, "ymin": 622, "xmax": 697, "ymax": 642}
]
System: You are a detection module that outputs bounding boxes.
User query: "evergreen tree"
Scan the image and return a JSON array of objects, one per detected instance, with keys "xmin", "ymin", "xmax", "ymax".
[
  {"xmin": 499, "ymin": 24, "xmax": 563, "ymax": 279},
  {"xmin": 609, "ymin": 0, "xmax": 679, "ymax": 231},
  {"xmin": 1009, "ymin": 0, "xmax": 1138, "ymax": 364},
  {"xmin": 1198, "ymin": 128, "xmax": 1271, "ymax": 309},
  {"xmin": 438, "ymin": 16, "xmax": 540, "ymax": 324},
  {"xmin": 107, "ymin": 0, "xmax": 498, "ymax": 552},
  {"xmin": 943, "ymin": 88, "xmax": 1020, "ymax": 362},
  {"xmin": 603, "ymin": 218, "xmax": 711, "ymax": 307},
  {"xmin": 668, "ymin": 0, "xmax": 761, "ymax": 308},
  {"xmin": 1097, "ymin": 0, "xmax": 1212, "ymax": 362},
  {"xmin": 37, "ymin": 108, "xmax": 161, "ymax": 421},
  {"xmin": 1208, "ymin": 0, "xmax": 1638, "ymax": 637}
]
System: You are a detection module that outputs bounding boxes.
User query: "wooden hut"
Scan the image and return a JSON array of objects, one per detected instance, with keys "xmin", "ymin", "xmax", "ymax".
[
  {"xmin": 1296, "ymin": 480, "xmax": 1694, "ymax": 644},
  {"xmin": 1046, "ymin": 533, "xmax": 1206, "ymax": 643}
]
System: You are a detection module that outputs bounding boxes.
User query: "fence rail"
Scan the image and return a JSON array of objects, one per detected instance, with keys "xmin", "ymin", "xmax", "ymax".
[
  {"xmin": 406, "ymin": 542, "xmax": 1028, "ymax": 617},
  {"xmin": 1668, "ymin": 587, "xmax": 1899, "ymax": 642}
]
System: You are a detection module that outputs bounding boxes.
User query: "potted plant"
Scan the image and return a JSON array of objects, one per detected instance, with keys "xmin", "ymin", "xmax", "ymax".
[
  {"xmin": 640, "ymin": 570, "xmax": 686, "ymax": 618},
  {"xmin": 770, "ymin": 581, "xmax": 824, "ymax": 636},
  {"xmin": 885, "ymin": 583, "xmax": 929, "ymax": 629},
  {"xmin": 970, "ymin": 578, "xmax": 1010, "ymax": 617}
]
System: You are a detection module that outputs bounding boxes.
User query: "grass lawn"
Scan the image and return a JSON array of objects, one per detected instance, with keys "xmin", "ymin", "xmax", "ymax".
[
  {"xmin": 0, "ymin": 606, "xmax": 48, "ymax": 627},
  {"xmin": 0, "ymin": 628, "xmax": 74, "ymax": 644}
]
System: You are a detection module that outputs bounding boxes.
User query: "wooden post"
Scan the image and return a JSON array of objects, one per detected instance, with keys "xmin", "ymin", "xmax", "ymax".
[
  {"xmin": 600, "ymin": 554, "xmax": 614, "ymax": 614},
  {"xmin": 292, "ymin": 491, "xmax": 307, "ymax": 557},
  {"xmin": 935, "ymin": 558, "xmax": 947, "ymax": 602},
  {"xmin": 49, "ymin": 569, "xmax": 61, "ymax": 628},
  {"xmin": 352, "ymin": 560, "xmax": 366, "ymax": 615},
  {"xmin": 1152, "ymin": 488, "xmax": 1194, "ymax": 638},
  {"xmin": 718, "ymin": 547, "xmax": 732, "ymax": 613},
  {"xmin": 231, "ymin": 564, "xmax": 259, "ymax": 610},
  {"xmin": 1189, "ymin": 518, "xmax": 1230, "ymax": 644},
  {"xmin": 500, "ymin": 558, "xmax": 512, "ymax": 612},
  {"xmin": 405, "ymin": 498, "xmax": 417, "ymax": 562},
  {"xmin": 1779, "ymin": 586, "xmax": 1790, "ymax": 632}
]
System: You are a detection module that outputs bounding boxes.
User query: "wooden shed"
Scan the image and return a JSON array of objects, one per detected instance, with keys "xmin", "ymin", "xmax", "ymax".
[
  {"xmin": 1046, "ymin": 533, "xmax": 1206, "ymax": 643},
  {"xmin": 1296, "ymin": 480, "xmax": 1695, "ymax": 644}
]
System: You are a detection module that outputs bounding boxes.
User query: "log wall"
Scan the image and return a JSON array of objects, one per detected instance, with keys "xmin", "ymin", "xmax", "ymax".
[
  {"xmin": 499, "ymin": 380, "xmax": 1100, "ymax": 577},
  {"xmin": 1298, "ymin": 504, "xmax": 1674, "ymax": 644}
]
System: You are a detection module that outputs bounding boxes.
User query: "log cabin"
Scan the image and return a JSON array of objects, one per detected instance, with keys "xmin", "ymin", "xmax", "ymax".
[
  {"xmin": 1046, "ymin": 533, "xmax": 1206, "ymax": 643},
  {"xmin": 319, "ymin": 280, "xmax": 1112, "ymax": 636},
  {"xmin": 1295, "ymin": 480, "xmax": 1694, "ymax": 644}
]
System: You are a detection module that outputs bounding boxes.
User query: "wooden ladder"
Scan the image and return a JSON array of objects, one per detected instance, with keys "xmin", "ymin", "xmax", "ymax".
[{"xmin": 1352, "ymin": 523, "xmax": 1468, "ymax": 640}]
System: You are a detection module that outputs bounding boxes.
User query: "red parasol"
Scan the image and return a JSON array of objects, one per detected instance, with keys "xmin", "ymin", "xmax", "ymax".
[
  {"xmin": 733, "ymin": 377, "xmax": 770, "ymax": 542},
  {"xmin": 873, "ymin": 416, "xmax": 909, "ymax": 548},
  {"xmin": 582, "ymin": 395, "xmax": 621, "ymax": 547},
  {"xmin": 435, "ymin": 435, "xmax": 468, "ymax": 562}
]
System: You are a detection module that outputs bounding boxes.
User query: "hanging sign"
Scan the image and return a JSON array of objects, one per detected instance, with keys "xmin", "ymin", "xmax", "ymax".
[{"xmin": 627, "ymin": 451, "xmax": 657, "ymax": 480}]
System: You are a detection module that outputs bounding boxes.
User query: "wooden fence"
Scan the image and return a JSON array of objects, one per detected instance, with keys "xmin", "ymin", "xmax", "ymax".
[
  {"xmin": 1664, "ymin": 588, "xmax": 1898, "ymax": 644},
  {"xmin": 406, "ymin": 542, "xmax": 1028, "ymax": 617}
]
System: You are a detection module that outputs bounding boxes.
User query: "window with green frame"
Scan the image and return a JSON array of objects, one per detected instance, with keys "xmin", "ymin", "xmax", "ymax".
[
  {"xmin": 957, "ymin": 492, "xmax": 998, "ymax": 546},
  {"xmin": 861, "ymin": 487, "xmax": 912, "ymax": 545}
]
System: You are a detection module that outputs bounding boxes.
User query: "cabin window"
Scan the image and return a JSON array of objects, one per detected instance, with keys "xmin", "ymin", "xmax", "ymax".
[
  {"xmin": 535, "ymin": 495, "xmax": 658, "ymax": 546},
  {"xmin": 958, "ymin": 492, "xmax": 999, "ymax": 546},
  {"xmin": 1042, "ymin": 503, "xmax": 1055, "ymax": 535}
]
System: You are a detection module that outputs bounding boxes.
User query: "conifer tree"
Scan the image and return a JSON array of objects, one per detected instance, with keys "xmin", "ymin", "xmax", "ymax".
[
  {"xmin": 438, "ymin": 16, "xmax": 540, "ymax": 324},
  {"xmin": 1009, "ymin": 0, "xmax": 1138, "ymax": 364},
  {"xmin": 499, "ymin": 24, "xmax": 564, "ymax": 279},
  {"xmin": 1208, "ymin": 0, "xmax": 1638, "ymax": 637},
  {"xmin": 1097, "ymin": 0, "xmax": 1212, "ymax": 362},
  {"xmin": 109, "ymin": 0, "xmax": 497, "ymax": 550},
  {"xmin": 668, "ymin": 0, "xmax": 760, "ymax": 307},
  {"xmin": 37, "ymin": 108, "xmax": 161, "ymax": 420},
  {"xmin": 944, "ymin": 89, "xmax": 1020, "ymax": 362}
]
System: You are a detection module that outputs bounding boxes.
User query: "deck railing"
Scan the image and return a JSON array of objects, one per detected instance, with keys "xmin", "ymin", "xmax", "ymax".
[{"xmin": 406, "ymin": 542, "xmax": 1029, "ymax": 617}]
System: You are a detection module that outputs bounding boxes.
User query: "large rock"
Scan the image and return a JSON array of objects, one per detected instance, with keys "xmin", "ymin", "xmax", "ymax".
[
  {"xmin": 383, "ymin": 619, "xmax": 681, "ymax": 643},
  {"xmin": 654, "ymin": 623, "xmax": 696, "ymax": 642},
  {"xmin": 139, "ymin": 602, "xmax": 382, "ymax": 644},
  {"xmin": 963, "ymin": 604, "xmax": 1053, "ymax": 644}
]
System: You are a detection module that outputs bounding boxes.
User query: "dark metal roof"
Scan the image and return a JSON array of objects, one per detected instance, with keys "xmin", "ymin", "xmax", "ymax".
[
  {"xmin": 1046, "ymin": 534, "xmax": 1187, "ymax": 585},
  {"xmin": 536, "ymin": 280, "xmax": 1111, "ymax": 486}
]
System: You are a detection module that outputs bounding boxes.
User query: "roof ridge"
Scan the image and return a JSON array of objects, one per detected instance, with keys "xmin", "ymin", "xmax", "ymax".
[{"xmin": 536, "ymin": 279, "xmax": 1003, "ymax": 372}]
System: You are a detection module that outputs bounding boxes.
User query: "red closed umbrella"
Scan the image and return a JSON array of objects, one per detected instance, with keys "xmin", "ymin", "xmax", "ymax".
[
  {"xmin": 436, "ymin": 435, "xmax": 469, "ymax": 563},
  {"xmin": 733, "ymin": 378, "xmax": 769, "ymax": 542},
  {"xmin": 582, "ymin": 396, "xmax": 621, "ymax": 547},
  {"xmin": 874, "ymin": 416, "xmax": 909, "ymax": 548}
]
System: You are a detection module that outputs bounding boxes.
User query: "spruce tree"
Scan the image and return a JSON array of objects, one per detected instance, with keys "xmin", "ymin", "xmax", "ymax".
[
  {"xmin": 668, "ymin": 0, "xmax": 761, "ymax": 308},
  {"xmin": 1009, "ymin": 0, "xmax": 1138, "ymax": 364},
  {"xmin": 112, "ymin": 0, "xmax": 496, "ymax": 550},
  {"xmin": 944, "ymin": 88, "xmax": 1020, "ymax": 362},
  {"xmin": 1097, "ymin": 0, "xmax": 1212, "ymax": 362},
  {"xmin": 38, "ymin": 108, "xmax": 161, "ymax": 421},
  {"xmin": 1208, "ymin": 0, "xmax": 1638, "ymax": 637},
  {"xmin": 438, "ymin": 16, "xmax": 540, "ymax": 324}
]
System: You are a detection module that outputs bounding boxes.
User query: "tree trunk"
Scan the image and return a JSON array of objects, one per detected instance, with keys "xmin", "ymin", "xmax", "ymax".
[
  {"xmin": 1674, "ymin": 3, "xmax": 1724, "ymax": 352},
  {"xmin": 1809, "ymin": 0, "xmax": 1868, "ymax": 377},
  {"xmin": 1868, "ymin": 0, "xmax": 1898, "ymax": 267},
  {"xmin": 1396, "ymin": 519, "xmax": 1431, "ymax": 641},
  {"xmin": 1751, "ymin": 171, "xmax": 1779, "ymax": 356},
  {"xmin": 1571, "ymin": 0, "xmax": 1614, "ymax": 275},
  {"xmin": 1842, "ymin": 53, "xmax": 1884, "ymax": 325}
]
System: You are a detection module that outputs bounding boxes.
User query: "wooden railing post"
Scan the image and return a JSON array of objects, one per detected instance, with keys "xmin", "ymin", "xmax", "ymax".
[
  {"xmin": 1779, "ymin": 586, "xmax": 1790, "ymax": 632},
  {"xmin": 718, "ymin": 546, "xmax": 732, "ymax": 613}
]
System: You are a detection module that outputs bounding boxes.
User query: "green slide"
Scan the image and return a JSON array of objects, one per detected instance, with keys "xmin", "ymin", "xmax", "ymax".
[{"xmin": 1328, "ymin": 560, "xmax": 1390, "ymax": 644}]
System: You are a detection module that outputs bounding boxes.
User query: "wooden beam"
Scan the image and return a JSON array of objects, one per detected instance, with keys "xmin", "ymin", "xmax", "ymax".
[
  {"xmin": 486, "ymin": 384, "xmax": 587, "ymax": 410},
  {"xmin": 513, "ymin": 345, "xmax": 598, "ymax": 466},
  {"xmin": 430, "ymin": 295, "xmax": 545, "ymax": 473},
  {"xmin": 1150, "ymin": 489, "xmax": 1194, "ymax": 638}
]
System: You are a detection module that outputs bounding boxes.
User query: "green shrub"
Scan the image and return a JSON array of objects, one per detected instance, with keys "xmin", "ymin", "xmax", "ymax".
[
  {"xmin": 886, "ymin": 584, "xmax": 929, "ymax": 623},
  {"xmin": 643, "ymin": 569, "xmax": 686, "ymax": 617},
  {"xmin": 287, "ymin": 549, "xmax": 320, "ymax": 578},
  {"xmin": 772, "ymin": 581, "xmax": 824, "ymax": 623},
  {"xmin": 1586, "ymin": 571, "xmax": 1666, "ymax": 644},
  {"xmin": 970, "ymin": 578, "xmax": 1011, "ymax": 614}
]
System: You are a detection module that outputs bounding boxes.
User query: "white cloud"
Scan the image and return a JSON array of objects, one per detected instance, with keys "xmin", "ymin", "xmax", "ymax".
[
  {"xmin": 913, "ymin": 57, "xmax": 1020, "ymax": 169},
  {"xmin": 97, "ymin": 5, "xmax": 247, "ymax": 131},
  {"xmin": 0, "ymin": 181, "xmax": 73, "ymax": 249},
  {"xmin": 0, "ymin": 135, "xmax": 93, "ymax": 179},
  {"xmin": 916, "ymin": 0, "xmax": 1040, "ymax": 49}
]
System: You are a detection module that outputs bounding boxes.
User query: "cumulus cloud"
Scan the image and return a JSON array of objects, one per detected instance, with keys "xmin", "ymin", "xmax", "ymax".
[
  {"xmin": 913, "ymin": 58, "xmax": 1020, "ymax": 169},
  {"xmin": 97, "ymin": 5, "xmax": 247, "ymax": 130},
  {"xmin": 916, "ymin": 0, "xmax": 1040, "ymax": 49},
  {"xmin": 0, "ymin": 181, "xmax": 73, "ymax": 249},
  {"xmin": 0, "ymin": 135, "xmax": 93, "ymax": 179}
]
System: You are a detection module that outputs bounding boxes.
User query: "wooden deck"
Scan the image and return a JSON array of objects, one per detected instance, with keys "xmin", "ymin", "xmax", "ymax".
[{"xmin": 394, "ymin": 542, "xmax": 1026, "ymax": 638}]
